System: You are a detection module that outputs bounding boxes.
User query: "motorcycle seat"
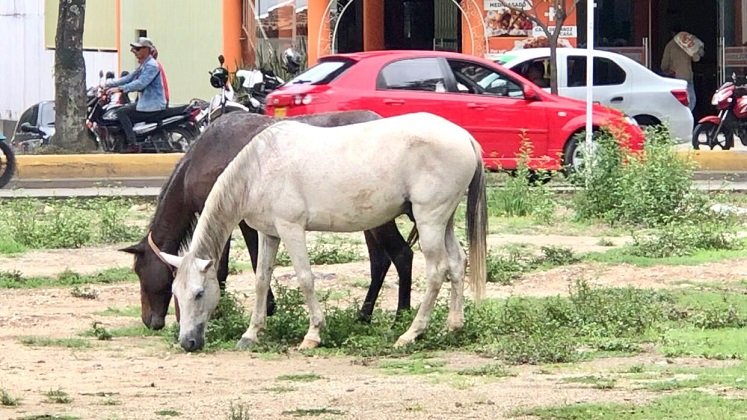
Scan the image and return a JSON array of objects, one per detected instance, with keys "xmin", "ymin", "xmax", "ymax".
[{"xmin": 142, "ymin": 105, "xmax": 192, "ymax": 123}]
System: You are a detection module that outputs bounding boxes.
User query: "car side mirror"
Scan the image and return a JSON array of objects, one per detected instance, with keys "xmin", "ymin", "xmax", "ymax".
[{"xmin": 523, "ymin": 84, "xmax": 540, "ymax": 101}]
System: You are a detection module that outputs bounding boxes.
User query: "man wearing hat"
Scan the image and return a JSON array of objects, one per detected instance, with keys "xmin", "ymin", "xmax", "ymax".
[{"xmin": 105, "ymin": 37, "xmax": 169, "ymax": 151}]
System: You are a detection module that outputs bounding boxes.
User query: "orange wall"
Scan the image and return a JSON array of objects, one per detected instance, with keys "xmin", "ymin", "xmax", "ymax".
[
  {"xmin": 307, "ymin": 0, "xmax": 330, "ymax": 65},
  {"xmin": 223, "ymin": 0, "xmax": 243, "ymax": 68}
]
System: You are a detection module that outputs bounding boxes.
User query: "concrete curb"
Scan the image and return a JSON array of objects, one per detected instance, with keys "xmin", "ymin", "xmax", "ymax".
[
  {"xmin": 674, "ymin": 149, "xmax": 747, "ymax": 172},
  {"xmin": 14, "ymin": 153, "xmax": 183, "ymax": 179},
  {"xmin": 8, "ymin": 149, "xmax": 747, "ymax": 181}
]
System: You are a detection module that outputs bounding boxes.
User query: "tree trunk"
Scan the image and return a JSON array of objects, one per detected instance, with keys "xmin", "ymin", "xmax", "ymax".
[{"xmin": 54, "ymin": 0, "xmax": 94, "ymax": 152}]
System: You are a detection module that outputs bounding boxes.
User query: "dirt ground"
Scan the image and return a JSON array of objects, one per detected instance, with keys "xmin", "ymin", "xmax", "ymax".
[{"xmin": 1, "ymin": 234, "xmax": 745, "ymax": 420}]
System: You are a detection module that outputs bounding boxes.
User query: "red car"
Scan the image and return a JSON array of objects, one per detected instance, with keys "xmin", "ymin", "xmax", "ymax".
[{"xmin": 266, "ymin": 50, "xmax": 644, "ymax": 171}]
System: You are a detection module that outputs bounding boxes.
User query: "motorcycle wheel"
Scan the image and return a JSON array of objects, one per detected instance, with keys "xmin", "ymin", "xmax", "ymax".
[
  {"xmin": 0, "ymin": 141, "xmax": 16, "ymax": 188},
  {"xmin": 692, "ymin": 122, "xmax": 734, "ymax": 150},
  {"xmin": 165, "ymin": 127, "xmax": 196, "ymax": 152}
]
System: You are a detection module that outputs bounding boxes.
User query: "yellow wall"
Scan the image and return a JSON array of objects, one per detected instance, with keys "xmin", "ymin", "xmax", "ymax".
[
  {"xmin": 45, "ymin": 0, "xmax": 117, "ymax": 50},
  {"xmin": 120, "ymin": 0, "xmax": 225, "ymax": 105}
]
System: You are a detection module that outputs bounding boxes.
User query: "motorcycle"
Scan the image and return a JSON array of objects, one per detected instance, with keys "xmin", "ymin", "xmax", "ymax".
[
  {"xmin": 235, "ymin": 67, "xmax": 284, "ymax": 114},
  {"xmin": 692, "ymin": 74, "xmax": 747, "ymax": 150},
  {"xmin": 0, "ymin": 133, "xmax": 16, "ymax": 188},
  {"xmin": 87, "ymin": 75, "xmax": 201, "ymax": 153},
  {"xmin": 196, "ymin": 55, "xmax": 249, "ymax": 131}
]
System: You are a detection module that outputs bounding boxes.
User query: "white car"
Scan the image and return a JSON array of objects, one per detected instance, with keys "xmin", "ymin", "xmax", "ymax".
[{"xmin": 494, "ymin": 48, "xmax": 694, "ymax": 143}]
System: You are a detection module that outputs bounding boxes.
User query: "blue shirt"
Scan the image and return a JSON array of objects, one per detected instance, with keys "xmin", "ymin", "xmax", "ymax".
[{"xmin": 106, "ymin": 56, "xmax": 167, "ymax": 112}]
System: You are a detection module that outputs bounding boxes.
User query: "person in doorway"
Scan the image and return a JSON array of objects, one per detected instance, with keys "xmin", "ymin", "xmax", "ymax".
[
  {"xmin": 105, "ymin": 37, "xmax": 169, "ymax": 150},
  {"xmin": 661, "ymin": 25, "xmax": 703, "ymax": 112}
]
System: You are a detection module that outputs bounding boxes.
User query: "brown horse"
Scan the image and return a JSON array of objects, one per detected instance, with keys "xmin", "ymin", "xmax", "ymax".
[{"xmin": 121, "ymin": 111, "xmax": 413, "ymax": 330}]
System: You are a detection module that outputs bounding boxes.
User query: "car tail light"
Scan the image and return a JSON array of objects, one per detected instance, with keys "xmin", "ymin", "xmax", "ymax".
[{"xmin": 671, "ymin": 89, "xmax": 689, "ymax": 108}]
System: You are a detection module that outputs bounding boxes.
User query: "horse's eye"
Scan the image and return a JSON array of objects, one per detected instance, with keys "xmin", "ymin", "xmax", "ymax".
[{"xmin": 195, "ymin": 290, "xmax": 204, "ymax": 300}]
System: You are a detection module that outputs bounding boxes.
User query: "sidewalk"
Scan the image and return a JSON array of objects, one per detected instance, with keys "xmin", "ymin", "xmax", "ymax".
[{"xmin": 4, "ymin": 146, "xmax": 747, "ymax": 188}]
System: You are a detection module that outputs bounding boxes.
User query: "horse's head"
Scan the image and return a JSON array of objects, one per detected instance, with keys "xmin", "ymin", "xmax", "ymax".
[
  {"xmin": 149, "ymin": 236, "xmax": 220, "ymax": 352},
  {"xmin": 120, "ymin": 236, "xmax": 176, "ymax": 330}
]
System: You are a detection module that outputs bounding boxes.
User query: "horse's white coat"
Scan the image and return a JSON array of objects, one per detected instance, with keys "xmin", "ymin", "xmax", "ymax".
[{"xmin": 164, "ymin": 112, "xmax": 487, "ymax": 351}]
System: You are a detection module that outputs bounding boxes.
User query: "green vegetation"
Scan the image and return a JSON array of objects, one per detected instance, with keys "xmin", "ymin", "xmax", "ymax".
[
  {"xmin": 0, "ymin": 197, "xmax": 144, "ymax": 250},
  {"xmin": 44, "ymin": 388, "xmax": 72, "ymax": 404},
  {"xmin": 0, "ymin": 267, "xmax": 134, "ymax": 289},
  {"xmin": 154, "ymin": 410, "xmax": 180, "ymax": 417},
  {"xmin": 280, "ymin": 408, "xmax": 345, "ymax": 417},
  {"xmin": 276, "ymin": 373, "xmax": 323, "ymax": 382},
  {"xmin": 19, "ymin": 336, "xmax": 90, "ymax": 348},
  {"xmin": 517, "ymin": 392, "xmax": 747, "ymax": 419},
  {"xmin": 275, "ymin": 234, "xmax": 363, "ymax": 266},
  {"xmin": 1, "ymin": 388, "xmax": 19, "ymax": 406},
  {"xmin": 487, "ymin": 245, "xmax": 581, "ymax": 284}
]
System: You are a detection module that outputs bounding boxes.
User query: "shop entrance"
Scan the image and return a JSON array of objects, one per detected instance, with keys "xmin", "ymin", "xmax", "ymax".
[{"xmin": 383, "ymin": 0, "xmax": 460, "ymax": 51}]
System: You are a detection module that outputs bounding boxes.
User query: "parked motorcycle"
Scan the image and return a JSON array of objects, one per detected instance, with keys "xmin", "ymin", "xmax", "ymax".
[
  {"xmin": 87, "ymin": 82, "xmax": 201, "ymax": 153},
  {"xmin": 196, "ymin": 55, "xmax": 249, "ymax": 130},
  {"xmin": 0, "ymin": 133, "xmax": 16, "ymax": 188},
  {"xmin": 235, "ymin": 67, "xmax": 284, "ymax": 114},
  {"xmin": 692, "ymin": 74, "xmax": 747, "ymax": 150}
]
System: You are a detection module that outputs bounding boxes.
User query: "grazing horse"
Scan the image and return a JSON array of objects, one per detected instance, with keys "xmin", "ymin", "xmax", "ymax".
[
  {"xmin": 121, "ymin": 111, "xmax": 414, "ymax": 330},
  {"xmin": 152, "ymin": 112, "xmax": 487, "ymax": 352}
]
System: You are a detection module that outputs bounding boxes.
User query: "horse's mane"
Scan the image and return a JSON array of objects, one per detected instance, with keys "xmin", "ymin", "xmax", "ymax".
[{"xmin": 189, "ymin": 123, "xmax": 286, "ymax": 260}]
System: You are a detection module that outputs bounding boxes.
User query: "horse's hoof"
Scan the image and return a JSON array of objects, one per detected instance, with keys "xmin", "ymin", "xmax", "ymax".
[
  {"xmin": 447, "ymin": 316, "xmax": 464, "ymax": 332},
  {"xmin": 394, "ymin": 333, "xmax": 415, "ymax": 348},
  {"xmin": 298, "ymin": 338, "xmax": 320, "ymax": 350},
  {"xmin": 236, "ymin": 336, "xmax": 255, "ymax": 350}
]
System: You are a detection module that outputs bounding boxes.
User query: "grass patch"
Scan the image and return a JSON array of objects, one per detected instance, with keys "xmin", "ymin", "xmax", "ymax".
[
  {"xmin": 586, "ymin": 246, "xmax": 747, "ymax": 267},
  {"xmin": 516, "ymin": 391, "xmax": 747, "ymax": 419},
  {"xmin": 276, "ymin": 373, "xmax": 323, "ymax": 382},
  {"xmin": 262, "ymin": 385, "xmax": 297, "ymax": 393},
  {"xmin": 154, "ymin": 409, "xmax": 180, "ymax": 417},
  {"xmin": 456, "ymin": 363, "xmax": 514, "ymax": 378},
  {"xmin": 660, "ymin": 327, "xmax": 747, "ymax": 360},
  {"xmin": 1, "ymin": 388, "xmax": 19, "ymax": 406},
  {"xmin": 561, "ymin": 375, "xmax": 617, "ymax": 389},
  {"xmin": 45, "ymin": 388, "xmax": 72, "ymax": 404},
  {"xmin": 70, "ymin": 285, "xmax": 98, "ymax": 299},
  {"xmin": 17, "ymin": 416, "xmax": 81, "ymax": 420},
  {"xmin": 82, "ymin": 323, "xmax": 163, "ymax": 339},
  {"xmin": 638, "ymin": 362, "xmax": 747, "ymax": 391},
  {"xmin": 281, "ymin": 408, "xmax": 345, "ymax": 417},
  {"xmin": 0, "ymin": 267, "xmax": 135, "ymax": 289},
  {"xmin": 93, "ymin": 306, "xmax": 142, "ymax": 317},
  {"xmin": 276, "ymin": 234, "xmax": 362, "ymax": 266},
  {"xmin": 487, "ymin": 245, "xmax": 581, "ymax": 284},
  {"xmin": 378, "ymin": 358, "xmax": 447, "ymax": 375},
  {"xmin": 227, "ymin": 402, "xmax": 251, "ymax": 420},
  {"xmin": 20, "ymin": 336, "xmax": 90, "ymax": 348}
]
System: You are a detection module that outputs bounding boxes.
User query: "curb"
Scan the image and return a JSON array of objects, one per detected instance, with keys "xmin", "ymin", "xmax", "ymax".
[
  {"xmin": 14, "ymin": 153, "xmax": 183, "ymax": 179},
  {"xmin": 674, "ymin": 149, "xmax": 747, "ymax": 172},
  {"xmin": 9, "ymin": 149, "xmax": 747, "ymax": 181}
]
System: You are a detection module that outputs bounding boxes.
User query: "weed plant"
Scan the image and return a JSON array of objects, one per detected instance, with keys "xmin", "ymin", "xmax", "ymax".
[
  {"xmin": 0, "ymin": 388, "xmax": 19, "ymax": 406},
  {"xmin": 572, "ymin": 126, "xmax": 743, "ymax": 257},
  {"xmin": 0, "ymin": 198, "xmax": 143, "ymax": 250},
  {"xmin": 487, "ymin": 245, "xmax": 581, "ymax": 284},
  {"xmin": 489, "ymin": 138, "xmax": 556, "ymax": 221},
  {"xmin": 275, "ymin": 234, "xmax": 363, "ymax": 266}
]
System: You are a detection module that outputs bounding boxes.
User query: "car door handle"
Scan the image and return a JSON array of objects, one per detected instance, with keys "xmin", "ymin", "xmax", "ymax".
[
  {"xmin": 610, "ymin": 96, "xmax": 624, "ymax": 103},
  {"xmin": 467, "ymin": 103, "xmax": 486, "ymax": 110},
  {"xmin": 383, "ymin": 99, "xmax": 405, "ymax": 105}
]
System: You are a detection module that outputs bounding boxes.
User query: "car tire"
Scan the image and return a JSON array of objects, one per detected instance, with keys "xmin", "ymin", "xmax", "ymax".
[
  {"xmin": 0, "ymin": 141, "xmax": 16, "ymax": 188},
  {"xmin": 692, "ymin": 122, "xmax": 733, "ymax": 150},
  {"xmin": 562, "ymin": 131, "xmax": 597, "ymax": 176}
]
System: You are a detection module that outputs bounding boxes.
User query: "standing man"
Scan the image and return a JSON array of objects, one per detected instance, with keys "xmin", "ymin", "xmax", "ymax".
[
  {"xmin": 661, "ymin": 25, "xmax": 703, "ymax": 112},
  {"xmin": 105, "ymin": 37, "xmax": 168, "ymax": 151}
]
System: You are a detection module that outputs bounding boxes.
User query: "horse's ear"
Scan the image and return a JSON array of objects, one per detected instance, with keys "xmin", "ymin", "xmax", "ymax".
[
  {"xmin": 160, "ymin": 252, "xmax": 184, "ymax": 268},
  {"xmin": 120, "ymin": 243, "xmax": 144, "ymax": 255},
  {"xmin": 196, "ymin": 258, "xmax": 213, "ymax": 273}
]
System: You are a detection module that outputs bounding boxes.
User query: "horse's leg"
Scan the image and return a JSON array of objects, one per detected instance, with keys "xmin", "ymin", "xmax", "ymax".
[
  {"xmin": 239, "ymin": 221, "xmax": 276, "ymax": 316},
  {"xmin": 444, "ymin": 215, "xmax": 467, "ymax": 331},
  {"xmin": 395, "ymin": 221, "xmax": 448, "ymax": 347},
  {"xmin": 217, "ymin": 239, "xmax": 230, "ymax": 292},
  {"xmin": 277, "ymin": 223, "xmax": 323, "ymax": 349},
  {"xmin": 360, "ymin": 221, "xmax": 413, "ymax": 321},
  {"xmin": 359, "ymin": 229, "xmax": 391, "ymax": 322},
  {"xmin": 237, "ymin": 232, "xmax": 280, "ymax": 350}
]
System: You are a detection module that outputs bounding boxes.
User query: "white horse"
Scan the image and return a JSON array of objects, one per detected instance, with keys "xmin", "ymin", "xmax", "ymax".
[{"xmin": 152, "ymin": 112, "xmax": 487, "ymax": 352}]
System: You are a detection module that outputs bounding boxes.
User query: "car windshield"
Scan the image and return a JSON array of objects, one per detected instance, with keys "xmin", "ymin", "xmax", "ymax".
[{"xmin": 287, "ymin": 59, "xmax": 352, "ymax": 85}]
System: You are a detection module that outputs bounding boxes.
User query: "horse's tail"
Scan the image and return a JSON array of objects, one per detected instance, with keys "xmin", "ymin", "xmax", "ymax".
[{"xmin": 466, "ymin": 139, "xmax": 487, "ymax": 301}]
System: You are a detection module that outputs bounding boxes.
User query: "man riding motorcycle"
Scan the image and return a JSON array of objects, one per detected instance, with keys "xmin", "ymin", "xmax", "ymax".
[{"xmin": 104, "ymin": 37, "xmax": 169, "ymax": 151}]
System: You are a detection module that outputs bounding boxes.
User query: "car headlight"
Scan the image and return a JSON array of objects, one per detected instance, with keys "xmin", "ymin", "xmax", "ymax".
[{"xmin": 624, "ymin": 116, "xmax": 639, "ymax": 126}]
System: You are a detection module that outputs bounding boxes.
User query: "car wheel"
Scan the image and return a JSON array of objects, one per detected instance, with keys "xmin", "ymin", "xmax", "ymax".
[
  {"xmin": 692, "ymin": 122, "xmax": 733, "ymax": 150},
  {"xmin": 562, "ymin": 132, "xmax": 598, "ymax": 175}
]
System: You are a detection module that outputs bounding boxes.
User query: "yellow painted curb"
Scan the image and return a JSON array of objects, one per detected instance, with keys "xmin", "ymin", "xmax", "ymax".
[
  {"xmin": 15, "ymin": 154, "xmax": 184, "ymax": 179},
  {"xmin": 675, "ymin": 149, "xmax": 747, "ymax": 172}
]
